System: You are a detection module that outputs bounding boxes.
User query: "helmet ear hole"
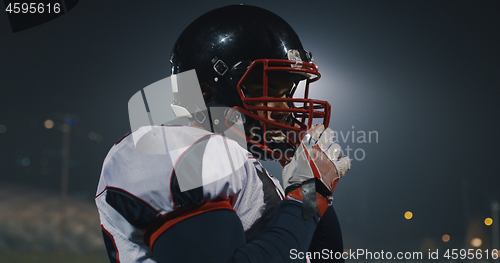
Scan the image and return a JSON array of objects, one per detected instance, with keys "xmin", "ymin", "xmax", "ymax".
[{"xmin": 200, "ymin": 82, "xmax": 215, "ymax": 102}]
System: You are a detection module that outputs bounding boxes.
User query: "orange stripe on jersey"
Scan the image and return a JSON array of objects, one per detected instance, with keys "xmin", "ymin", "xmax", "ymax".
[{"xmin": 145, "ymin": 198, "xmax": 234, "ymax": 248}]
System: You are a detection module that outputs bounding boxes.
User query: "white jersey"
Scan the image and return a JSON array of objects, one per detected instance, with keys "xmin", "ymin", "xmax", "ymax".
[{"xmin": 95, "ymin": 125, "xmax": 284, "ymax": 263}]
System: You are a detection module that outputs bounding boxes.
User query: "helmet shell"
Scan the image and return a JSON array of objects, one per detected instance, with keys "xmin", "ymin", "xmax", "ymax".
[{"xmin": 170, "ymin": 5, "xmax": 312, "ymax": 107}]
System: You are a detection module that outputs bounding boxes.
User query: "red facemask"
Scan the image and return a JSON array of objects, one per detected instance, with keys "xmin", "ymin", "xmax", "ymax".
[{"xmin": 231, "ymin": 59, "xmax": 331, "ymax": 164}]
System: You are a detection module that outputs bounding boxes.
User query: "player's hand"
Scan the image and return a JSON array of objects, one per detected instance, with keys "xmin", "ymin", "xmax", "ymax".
[
  {"xmin": 282, "ymin": 124, "xmax": 351, "ymax": 218},
  {"xmin": 283, "ymin": 124, "xmax": 350, "ymax": 192}
]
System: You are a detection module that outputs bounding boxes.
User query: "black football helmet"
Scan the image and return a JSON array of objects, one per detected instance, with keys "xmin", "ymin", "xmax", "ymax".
[{"xmin": 170, "ymin": 5, "xmax": 330, "ymax": 163}]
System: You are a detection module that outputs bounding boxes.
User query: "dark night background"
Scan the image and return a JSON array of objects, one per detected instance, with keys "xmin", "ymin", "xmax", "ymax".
[{"xmin": 1, "ymin": 0, "xmax": 499, "ymax": 258}]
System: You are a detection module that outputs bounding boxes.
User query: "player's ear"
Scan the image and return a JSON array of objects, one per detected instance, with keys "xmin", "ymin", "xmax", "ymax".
[{"xmin": 200, "ymin": 82, "xmax": 215, "ymax": 102}]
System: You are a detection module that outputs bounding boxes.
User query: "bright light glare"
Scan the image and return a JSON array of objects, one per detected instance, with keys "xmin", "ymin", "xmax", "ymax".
[
  {"xmin": 471, "ymin": 238, "xmax": 482, "ymax": 247},
  {"xmin": 404, "ymin": 211, "xmax": 413, "ymax": 220},
  {"xmin": 44, "ymin": 120, "xmax": 54, "ymax": 129}
]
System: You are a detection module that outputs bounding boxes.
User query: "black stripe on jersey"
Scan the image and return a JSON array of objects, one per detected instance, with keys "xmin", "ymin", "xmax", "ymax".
[
  {"xmin": 105, "ymin": 187, "xmax": 159, "ymax": 229},
  {"xmin": 101, "ymin": 225, "xmax": 119, "ymax": 263},
  {"xmin": 244, "ymin": 165, "xmax": 282, "ymax": 242},
  {"xmin": 170, "ymin": 135, "xmax": 212, "ymax": 208}
]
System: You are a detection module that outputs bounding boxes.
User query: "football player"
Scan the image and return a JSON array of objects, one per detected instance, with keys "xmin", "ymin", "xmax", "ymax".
[{"xmin": 95, "ymin": 5, "xmax": 351, "ymax": 263}]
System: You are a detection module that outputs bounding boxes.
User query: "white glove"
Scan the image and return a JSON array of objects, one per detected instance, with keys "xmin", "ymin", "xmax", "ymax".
[{"xmin": 282, "ymin": 124, "xmax": 351, "ymax": 193}]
